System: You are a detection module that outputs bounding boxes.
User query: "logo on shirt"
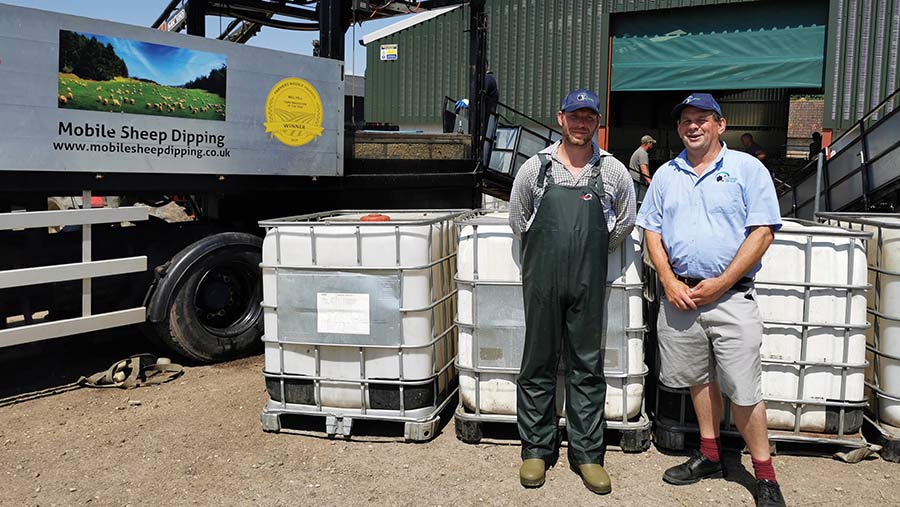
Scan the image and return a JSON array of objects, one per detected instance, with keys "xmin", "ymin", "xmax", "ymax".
[
  {"xmin": 581, "ymin": 193, "xmax": 593, "ymax": 201},
  {"xmin": 716, "ymin": 171, "xmax": 738, "ymax": 183}
]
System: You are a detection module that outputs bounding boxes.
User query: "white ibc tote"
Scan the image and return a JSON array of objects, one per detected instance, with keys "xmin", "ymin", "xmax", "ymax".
[
  {"xmin": 755, "ymin": 219, "xmax": 870, "ymax": 435},
  {"xmin": 818, "ymin": 213, "xmax": 900, "ymax": 436},
  {"xmin": 258, "ymin": 210, "xmax": 464, "ymax": 441},
  {"xmin": 453, "ymin": 211, "xmax": 649, "ymax": 445}
]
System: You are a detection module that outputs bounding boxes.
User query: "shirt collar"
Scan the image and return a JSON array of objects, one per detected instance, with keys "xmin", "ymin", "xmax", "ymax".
[
  {"xmin": 541, "ymin": 140, "xmax": 608, "ymax": 166},
  {"xmin": 672, "ymin": 141, "xmax": 730, "ymax": 176}
]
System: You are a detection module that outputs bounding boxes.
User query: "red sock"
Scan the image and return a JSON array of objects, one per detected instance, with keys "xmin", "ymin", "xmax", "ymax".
[
  {"xmin": 752, "ymin": 457, "xmax": 777, "ymax": 483},
  {"xmin": 699, "ymin": 437, "xmax": 720, "ymax": 462}
]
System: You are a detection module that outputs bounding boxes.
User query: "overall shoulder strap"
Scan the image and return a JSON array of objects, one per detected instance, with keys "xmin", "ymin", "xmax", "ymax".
[
  {"xmin": 535, "ymin": 154, "xmax": 553, "ymax": 188},
  {"xmin": 588, "ymin": 155, "xmax": 607, "ymax": 190}
]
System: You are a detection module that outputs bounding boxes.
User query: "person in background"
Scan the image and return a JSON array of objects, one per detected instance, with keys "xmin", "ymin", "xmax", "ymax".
[
  {"xmin": 629, "ymin": 135, "xmax": 656, "ymax": 185},
  {"xmin": 636, "ymin": 93, "xmax": 786, "ymax": 507},
  {"xmin": 808, "ymin": 131, "xmax": 822, "ymax": 160},
  {"xmin": 740, "ymin": 133, "xmax": 767, "ymax": 161},
  {"xmin": 629, "ymin": 134, "xmax": 656, "ymax": 201},
  {"xmin": 454, "ymin": 69, "xmax": 499, "ymax": 140},
  {"xmin": 509, "ymin": 88, "xmax": 635, "ymax": 495}
]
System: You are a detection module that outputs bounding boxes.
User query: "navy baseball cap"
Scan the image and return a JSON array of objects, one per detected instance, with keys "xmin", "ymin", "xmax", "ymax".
[
  {"xmin": 671, "ymin": 92, "xmax": 722, "ymax": 119},
  {"xmin": 560, "ymin": 89, "xmax": 601, "ymax": 114}
]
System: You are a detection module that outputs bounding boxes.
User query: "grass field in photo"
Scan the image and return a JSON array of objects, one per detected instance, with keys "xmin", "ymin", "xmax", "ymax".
[{"xmin": 58, "ymin": 73, "xmax": 226, "ymax": 121}]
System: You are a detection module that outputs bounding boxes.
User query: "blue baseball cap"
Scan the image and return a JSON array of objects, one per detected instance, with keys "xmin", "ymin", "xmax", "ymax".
[
  {"xmin": 671, "ymin": 92, "xmax": 722, "ymax": 119},
  {"xmin": 560, "ymin": 89, "xmax": 601, "ymax": 114}
]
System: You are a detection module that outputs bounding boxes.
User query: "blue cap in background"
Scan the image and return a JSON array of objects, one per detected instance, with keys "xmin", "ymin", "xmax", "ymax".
[
  {"xmin": 560, "ymin": 89, "xmax": 601, "ymax": 114},
  {"xmin": 671, "ymin": 93, "xmax": 722, "ymax": 119}
]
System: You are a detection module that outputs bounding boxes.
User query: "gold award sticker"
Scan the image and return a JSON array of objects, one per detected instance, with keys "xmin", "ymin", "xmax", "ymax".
[{"xmin": 264, "ymin": 77, "xmax": 324, "ymax": 147}]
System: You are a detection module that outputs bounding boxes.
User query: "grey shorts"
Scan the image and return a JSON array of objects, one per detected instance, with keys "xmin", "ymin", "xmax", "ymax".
[{"xmin": 657, "ymin": 286, "xmax": 764, "ymax": 406}]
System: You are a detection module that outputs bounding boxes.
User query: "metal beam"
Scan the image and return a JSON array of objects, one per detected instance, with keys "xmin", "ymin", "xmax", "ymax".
[
  {"xmin": 186, "ymin": 0, "xmax": 208, "ymax": 36},
  {"xmin": 208, "ymin": 7, "xmax": 319, "ymax": 30},
  {"xmin": 217, "ymin": 17, "xmax": 244, "ymax": 39},
  {"xmin": 152, "ymin": 0, "xmax": 183, "ymax": 28},
  {"xmin": 318, "ymin": 0, "xmax": 345, "ymax": 61},
  {"xmin": 208, "ymin": 0, "xmax": 318, "ymax": 20},
  {"xmin": 0, "ymin": 207, "xmax": 148, "ymax": 231},
  {"xmin": 0, "ymin": 257, "xmax": 147, "ymax": 289},
  {"xmin": 0, "ymin": 308, "xmax": 146, "ymax": 349}
]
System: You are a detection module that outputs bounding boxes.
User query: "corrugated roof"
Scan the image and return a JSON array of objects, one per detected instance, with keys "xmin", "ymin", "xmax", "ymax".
[{"xmin": 359, "ymin": 5, "xmax": 461, "ymax": 46}]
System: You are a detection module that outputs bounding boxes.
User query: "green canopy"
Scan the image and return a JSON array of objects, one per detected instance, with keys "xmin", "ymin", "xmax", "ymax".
[{"xmin": 610, "ymin": 2, "xmax": 827, "ymax": 91}]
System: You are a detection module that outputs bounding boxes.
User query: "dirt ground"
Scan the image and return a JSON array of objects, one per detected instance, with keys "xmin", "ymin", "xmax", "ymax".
[{"xmin": 1, "ymin": 330, "xmax": 898, "ymax": 507}]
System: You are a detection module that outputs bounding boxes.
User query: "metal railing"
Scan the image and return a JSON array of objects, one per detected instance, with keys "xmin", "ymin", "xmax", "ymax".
[
  {"xmin": 780, "ymin": 87, "xmax": 900, "ymax": 219},
  {"xmin": 0, "ymin": 191, "xmax": 148, "ymax": 348}
]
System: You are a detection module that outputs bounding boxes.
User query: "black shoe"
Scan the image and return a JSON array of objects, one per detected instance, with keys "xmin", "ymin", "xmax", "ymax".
[
  {"xmin": 756, "ymin": 479, "xmax": 786, "ymax": 506},
  {"xmin": 662, "ymin": 450, "xmax": 725, "ymax": 485}
]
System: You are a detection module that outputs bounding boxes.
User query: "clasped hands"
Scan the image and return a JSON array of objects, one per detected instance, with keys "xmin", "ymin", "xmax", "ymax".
[{"xmin": 663, "ymin": 276, "xmax": 730, "ymax": 311}]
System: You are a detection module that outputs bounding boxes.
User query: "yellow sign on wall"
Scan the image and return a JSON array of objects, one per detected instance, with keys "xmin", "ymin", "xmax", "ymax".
[{"xmin": 380, "ymin": 44, "xmax": 398, "ymax": 61}]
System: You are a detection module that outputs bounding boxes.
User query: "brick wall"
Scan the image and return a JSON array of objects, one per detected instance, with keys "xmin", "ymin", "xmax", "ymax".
[{"xmin": 786, "ymin": 98, "xmax": 824, "ymax": 158}]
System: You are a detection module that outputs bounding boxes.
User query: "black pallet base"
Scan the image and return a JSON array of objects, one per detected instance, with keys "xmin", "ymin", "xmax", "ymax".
[
  {"xmin": 863, "ymin": 417, "xmax": 900, "ymax": 463},
  {"xmin": 654, "ymin": 417, "xmax": 868, "ymax": 457},
  {"xmin": 454, "ymin": 410, "xmax": 651, "ymax": 453}
]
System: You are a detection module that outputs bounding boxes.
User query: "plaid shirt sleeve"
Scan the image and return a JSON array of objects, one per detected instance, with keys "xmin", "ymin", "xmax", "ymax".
[
  {"xmin": 508, "ymin": 155, "xmax": 543, "ymax": 237},
  {"xmin": 603, "ymin": 157, "xmax": 637, "ymax": 252}
]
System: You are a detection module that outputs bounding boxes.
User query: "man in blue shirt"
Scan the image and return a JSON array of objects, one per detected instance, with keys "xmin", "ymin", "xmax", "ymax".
[{"xmin": 636, "ymin": 93, "xmax": 785, "ymax": 507}]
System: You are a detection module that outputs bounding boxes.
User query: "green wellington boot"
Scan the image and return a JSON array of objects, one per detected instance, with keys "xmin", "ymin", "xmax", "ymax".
[
  {"xmin": 574, "ymin": 464, "xmax": 612, "ymax": 495},
  {"xmin": 519, "ymin": 458, "xmax": 546, "ymax": 488}
]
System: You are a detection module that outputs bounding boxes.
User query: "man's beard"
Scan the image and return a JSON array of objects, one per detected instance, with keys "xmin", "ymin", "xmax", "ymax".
[{"xmin": 564, "ymin": 131, "xmax": 591, "ymax": 146}]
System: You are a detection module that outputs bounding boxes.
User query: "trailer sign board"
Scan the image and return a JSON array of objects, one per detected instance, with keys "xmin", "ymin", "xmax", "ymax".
[
  {"xmin": 0, "ymin": 4, "xmax": 343, "ymax": 176},
  {"xmin": 159, "ymin": 7, "xmax": 187, "ymax": 32}
]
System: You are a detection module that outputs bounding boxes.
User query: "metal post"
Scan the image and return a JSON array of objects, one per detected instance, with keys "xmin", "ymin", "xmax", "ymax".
[
  {"xmin": 82, "ymin": 190, "xmax": 91, "ymax": 317},
  {"xmin": 318, "ymin": 0, "xmax": 345, "ymax": 61},
  {"xmin": 186, "ymin": 0, "xmax": 207, "ymax": 37},
  {"xmin": 858, "ymin": 121, "xmax": 872, "ymax": 211},
  {"xmin": 469, "ymin": 0, "xmax": 486, "ymax": 166},
  {"xmin": 814, "ymin": 151, "xmax": 824, "ymax": 217}
]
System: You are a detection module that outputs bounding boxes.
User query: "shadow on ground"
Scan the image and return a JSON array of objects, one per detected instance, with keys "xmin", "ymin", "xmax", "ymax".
[{"xmin": 0, "ymin": 324, "xmax": 163, "ymax": 400}]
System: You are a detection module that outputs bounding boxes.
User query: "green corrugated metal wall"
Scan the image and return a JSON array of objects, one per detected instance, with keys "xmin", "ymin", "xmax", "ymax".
[
  {"xmin": 365, "ymin": 0, "xmax": 900, "ymax": 131},
  {"xmin": 365, "ymin": 0, "xmax": 608, "ymax": 128},
  {"xmin": 606, "ymin": 0, "xmax": 756, "ymax": 12},
  {"xmin": 365, "ymin": 7, "xmax": 469, "ymax": 127},
  {"xmin": 824, "ymin": 0, "xmax": 900, "ymax": 131}
]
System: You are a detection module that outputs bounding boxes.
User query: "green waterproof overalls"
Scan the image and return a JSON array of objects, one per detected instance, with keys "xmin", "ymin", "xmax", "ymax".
[{"xmin": 517, "ymin": 155, "xmax": 609, "ymax": 466}]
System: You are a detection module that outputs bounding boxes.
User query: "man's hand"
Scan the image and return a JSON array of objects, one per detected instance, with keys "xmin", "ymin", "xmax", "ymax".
[
  {"xmin": 688, "ymin": 276, "xmax": 730, "ymax": 306},
  {"xmin": 662, "ymin": 278, "xmax": 697, "ymax": 311}
]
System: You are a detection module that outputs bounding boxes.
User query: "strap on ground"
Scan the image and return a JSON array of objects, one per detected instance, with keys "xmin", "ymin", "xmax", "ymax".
[{"xmin": 78, "ymin": 353, "xmax": 183, "ymax": 389}]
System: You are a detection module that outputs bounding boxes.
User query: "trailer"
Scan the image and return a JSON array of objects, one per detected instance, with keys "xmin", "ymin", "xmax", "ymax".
[{"xmin": 0, "ymin": 3, "xmax": 479, "ymax": 362}]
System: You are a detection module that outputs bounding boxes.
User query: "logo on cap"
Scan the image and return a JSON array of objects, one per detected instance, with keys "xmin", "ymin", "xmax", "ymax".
[{"xmin": 581, "ymin": 193, "xmax": 593, "ymax": 201}]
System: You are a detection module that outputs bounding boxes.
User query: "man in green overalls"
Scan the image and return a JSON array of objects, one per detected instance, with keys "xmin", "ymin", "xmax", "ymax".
[{"xmin": 509, "ymin": 89, "xmax": 636, "ymax": 494}]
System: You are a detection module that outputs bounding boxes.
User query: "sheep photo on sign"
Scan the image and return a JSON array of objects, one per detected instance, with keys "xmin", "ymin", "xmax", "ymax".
[{"xmin": 56, "ymin": 29, "xmax": 227, "ymax": 121}]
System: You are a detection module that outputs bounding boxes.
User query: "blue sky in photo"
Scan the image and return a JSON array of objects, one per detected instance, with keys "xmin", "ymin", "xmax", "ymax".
[
  {"xmin": 77, "ymin": 31, "xmax": 226, "ymax": 86},
  {"xmin": 7, "ymin": 0, "xmax": 411, "ymax": 76}
]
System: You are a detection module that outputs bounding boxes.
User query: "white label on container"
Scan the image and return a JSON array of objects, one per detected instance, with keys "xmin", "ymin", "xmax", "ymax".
[{"xmin": 317, "ymin": 292, "xmax": 370, "ymax": 335}]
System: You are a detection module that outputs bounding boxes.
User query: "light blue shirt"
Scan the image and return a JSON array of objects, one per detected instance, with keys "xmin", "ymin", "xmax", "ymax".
[{"xmin": 635, "ymin": 142, "xmax": 782, "ymax": 279}]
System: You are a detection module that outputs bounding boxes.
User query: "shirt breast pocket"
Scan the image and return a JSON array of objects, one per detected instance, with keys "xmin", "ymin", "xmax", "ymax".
[{"xmin": 708, "ymin": 187, "xmax": 743, "ymax": 214}]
